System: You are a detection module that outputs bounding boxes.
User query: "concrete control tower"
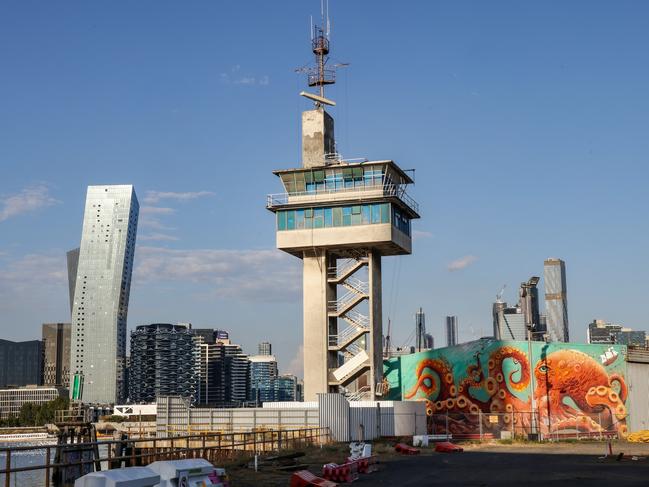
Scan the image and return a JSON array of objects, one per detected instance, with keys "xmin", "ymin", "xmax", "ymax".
[{"xmin": 267, "ymin": 17, "xmax": 420, "ymax": 401}]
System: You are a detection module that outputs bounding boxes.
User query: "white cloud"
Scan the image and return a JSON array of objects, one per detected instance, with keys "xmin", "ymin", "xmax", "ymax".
[
  {"xmin": 0, "ymin": 185, "xmax": 60, "ymax": 222},
  {"xmin": 0, "ymin": 253, "xmax": 66, "ymax": 291},
  {"xmin": 447, "ymin": 255, "xmax": 478, "ymax": 272},
  {"xmin": 284, "ymin": 344, "xmax": 303, "ymax": 378},
  {"xmin": 138, "ymin": 233, "xmax": 180, "ymax": 242},
  {"xmin": 134, "ymin": 246, "xmax": 300, "ymax": 302},
  {"xmin": 220, "ymin": 66, "xmax": 270, "ymax": 86},
  {"xmin": 140, "ymin": 206, "xmax": 176, "ymax": 215},
  {"xmin": 412, "ymin": 230, "xmax": 433, "ymax": 241},
  {"xmin": 142, "ymin": 191, "xmax": 214, "ymax": 205}
]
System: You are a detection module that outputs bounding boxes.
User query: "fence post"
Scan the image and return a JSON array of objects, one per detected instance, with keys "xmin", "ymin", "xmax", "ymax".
[
  {"xmin": 278, "ymin": 430, "xmax": 282, "ymax": 451},
  {"xmin": 445, "ymin": 413, "xmax": 449, "ymax": 438},
  {"xmin": 598, "ymin": 412, "xmax": 602, "ymax": 441},
  {"xmin": 5, "ymin": 449, "xmax": 10, "ymax": 487},
  {"xmin": 478, "ymin": 411, "xmax": 483, "ymax": 441}
]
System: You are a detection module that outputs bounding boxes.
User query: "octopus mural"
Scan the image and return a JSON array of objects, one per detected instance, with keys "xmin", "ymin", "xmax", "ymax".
[{"xmin": 385, "ymin": 340, "xmax": 628, "ymax": 438}]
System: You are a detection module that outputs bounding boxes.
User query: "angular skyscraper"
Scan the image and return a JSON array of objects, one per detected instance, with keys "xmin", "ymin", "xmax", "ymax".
[
  {"xmin": 445, "ymin": 316, "xmax": 458, "ymax": 347},
  {"xmin": 544, "ymin": 258, "xmax": 569, "ymax": 342},
  {"xmin": 70, "ymin": 185, "xmax": 139, "ymax": 404}
]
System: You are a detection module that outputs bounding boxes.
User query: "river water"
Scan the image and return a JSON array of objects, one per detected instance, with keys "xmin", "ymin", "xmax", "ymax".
[{"xmin": 0, "ymin": 441, "xmax": 111, "ymax": 487}]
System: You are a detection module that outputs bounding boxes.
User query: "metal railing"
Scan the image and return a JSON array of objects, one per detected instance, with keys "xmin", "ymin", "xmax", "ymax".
[
  {"xmin": 267, "ymin": 184, "xmax": 419, "ymax": 214},
  {"xmin": 0, "ymin": 427, "xmax": 332, "ymax": 487},
  {"xmin": 328, "ymin": 290, "xmax": 367, "ymax": 314},
  {"xmin": 428, "ymin": 412, "xmax": 629, "ymax": 442}
]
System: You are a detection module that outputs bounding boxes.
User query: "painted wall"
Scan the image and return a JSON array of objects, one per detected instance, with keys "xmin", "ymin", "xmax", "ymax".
[{"xmin": 384, "ymin": 339, "xmax": 629, "ymax": 437}]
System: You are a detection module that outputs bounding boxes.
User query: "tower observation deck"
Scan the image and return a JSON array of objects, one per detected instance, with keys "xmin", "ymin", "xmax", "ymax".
[{"xmin": 267, "ymin": 16, "xmax": 420, "ymax": 401}]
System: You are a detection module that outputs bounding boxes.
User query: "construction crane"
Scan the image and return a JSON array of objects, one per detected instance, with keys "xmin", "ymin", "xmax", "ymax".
[
  {"xmin": 496, "ymin": 284, "xmax": 506, "ymax": 302},
  {"xmin": 383, "ymin": 318, "xmax": 392, "ymax": 358}
]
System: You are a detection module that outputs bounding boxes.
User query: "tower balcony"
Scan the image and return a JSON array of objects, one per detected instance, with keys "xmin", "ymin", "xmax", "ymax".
[{"xmin": 267, "ymin": 184, "xmax": 419, "ymax": 218}]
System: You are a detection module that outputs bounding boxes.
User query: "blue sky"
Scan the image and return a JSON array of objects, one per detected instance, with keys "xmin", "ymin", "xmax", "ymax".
[{"xmin": 1, "ymin": 1, "xmax": 648, "ymax": 375}]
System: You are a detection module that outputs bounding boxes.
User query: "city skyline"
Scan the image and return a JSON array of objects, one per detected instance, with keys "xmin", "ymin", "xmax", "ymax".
[{"xmin": 1, "ymin": 1, "xmax": 648, "ymax": 376}]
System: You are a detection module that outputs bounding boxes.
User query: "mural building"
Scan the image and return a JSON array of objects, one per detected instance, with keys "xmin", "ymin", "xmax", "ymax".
[{"xmin": 384, "ymin": 339, "xmax": 628, "ymax": 438}]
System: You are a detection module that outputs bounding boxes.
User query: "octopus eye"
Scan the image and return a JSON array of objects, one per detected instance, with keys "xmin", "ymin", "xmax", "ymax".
[
  {"xmin": 423, "ymin": 377, "xmax": 433, "ymax": 389},
  {"xmin": 539, "ymin": 365, "xmax": 549, "ymax": 373}
]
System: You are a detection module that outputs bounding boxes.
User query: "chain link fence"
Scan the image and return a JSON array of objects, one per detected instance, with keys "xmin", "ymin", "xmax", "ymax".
[{"xmin": 428, "ymin": 411, "xmax": 629, "ymax": 441}]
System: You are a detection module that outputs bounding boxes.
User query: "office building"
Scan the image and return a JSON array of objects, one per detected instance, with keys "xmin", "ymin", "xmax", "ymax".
[
  {"xmin": 0, "ymin": 339, "xmax": 43, "ymax": 388},
  {"xmin": 258, "ymin": 342, "xmax": 272, "ymax": 356},
  {"xmin": 495, "ymin": 307, "xmax": 528, "ymax": 341},
  {"xmin": 445, "ymin": 316, "xmax": 458, "ymax": 347},
  {"xmin": 42, "ymin": 323, "xmax": 71, "ymax": 388},
  {"xmin": 70, "ymin": 185, "xmax": 139, "ymax": 404},
  {"xmin": 129, "ymin": 324, "xmax": 197, "ymax": 404},
  {"xmin": 415, "ymin": 309, "xmax": 431, "ymax": 352},
  {"xmin": 266, "ymin": 22, "xmax": 420, "ymax": 400},
  {"xmin": 248, "ymin": 355, "xmax": 279, "ymax": 404},
  {"xmin": 274, "ymin": 375, "xmax": 300, "ymax": 402},
  {"xmin": 544, "ymin": 258, "xmax": 569, "ymax": 342},
  {"xmin": 587, "ymin": 319, "xmax": 646, "ymax": 347},
  {"xmin": 520, "ymin": 277, "xmax": 540, "ymax": 330},
  {"xmin": 0, "ymin": 386, "xmax": 62, "ymax": 420}
]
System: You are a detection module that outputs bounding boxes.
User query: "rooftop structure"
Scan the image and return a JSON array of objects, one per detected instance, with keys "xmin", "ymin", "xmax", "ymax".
[{"xmin": 267, "ymin": 14, "xmax": 419, "ymax": 401}]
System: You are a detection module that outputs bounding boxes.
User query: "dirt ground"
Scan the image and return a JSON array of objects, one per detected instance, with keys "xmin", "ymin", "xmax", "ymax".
[{"xmin": 225, "ymin": 440, "xmax": 649, "ymax": 487}]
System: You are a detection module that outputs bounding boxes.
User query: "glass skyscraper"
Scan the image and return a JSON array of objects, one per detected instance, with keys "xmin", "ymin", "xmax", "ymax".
[
  {"xmin": 544, "ymin": 258, "xmax": 569, "ymax": 342},
  {"xmin": 70, "ymin": 185, "xmax": 139, "ymax": 404}
]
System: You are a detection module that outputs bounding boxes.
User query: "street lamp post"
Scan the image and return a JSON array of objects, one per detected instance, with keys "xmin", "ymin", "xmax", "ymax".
[{"xmin": 527, "ymin": 322, "xmax": 538, "ymax": 440}]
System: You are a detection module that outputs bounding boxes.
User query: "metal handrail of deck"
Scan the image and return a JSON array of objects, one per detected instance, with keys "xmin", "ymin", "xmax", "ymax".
[
  {"xmin": 267, "ymin": 184, "xmax": 419, "ymax": 214},
  {"xmin": 0, "ymin": 427, "xmax": 332, "ymax": 487}
]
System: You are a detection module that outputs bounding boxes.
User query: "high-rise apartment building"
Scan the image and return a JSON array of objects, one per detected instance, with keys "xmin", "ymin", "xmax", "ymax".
[
  {"xmin": 274, "ymin": 375, "xmax": 300, "ymax": 402},
  {"xmin": 544, "ymin": 258, "xmax": 569, "ymax": 342},
  {"xmin": 495, "ymin": 307, "xmax": 528, "ymax": 341},
  {"xmin": 70, "ymin": 185, "xmax": 139, "ymax": 404},
  {"xmin": 587, "ymin": 319, "xmax": 646, "ymax": 347},
  {"xmin": 129, "ymin": 324, "xmax": 197, "ymax": 404},
  {"xmin": 445, "ymin": 316, "xmax": 458, "ymax": 347},
  {"xmin": 248, "ymin": 355, "xmax": 279, "ymax": 404},
  {"xmin": 195, "ymin": 331, "xmax": 249, "ymax": 406},
  {"xmin": 0, "ymin": 339, "xmax": 43, "ymax": 387},
  {"xmin": 42, "ymin": 323, "xmax": 71, "ymax": 388},
  {"xmin": 258, "ymin": 342, "xmax": 272, "ymax": 356}
]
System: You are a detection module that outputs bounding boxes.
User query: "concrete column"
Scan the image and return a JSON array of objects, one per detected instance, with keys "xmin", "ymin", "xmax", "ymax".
[
  {"xmin": 368, "ymin": 251, "xmax": 383, "ymax": 396},
  {"xmin": 302, "ymin": 108, "xmax": 335, "ymax": 168},
  {"xmin": 302, "ymin": 250, "xmax": 335, "ymax": 401}
]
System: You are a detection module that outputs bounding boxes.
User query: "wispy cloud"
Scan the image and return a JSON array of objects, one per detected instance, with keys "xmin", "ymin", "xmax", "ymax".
[
  {"xmin": 220, "ymin": 65, "xmax": 270, "ymax": 86},
  {"xmin": 134, "ymin": 246, "xmax": 300, "ymax": 302},
  {"xmin": 447, "ymin": 255, "xmax": 478, "ymax": 272},
  {"xmin": 0, "ymin": 253, "xmax": 66, "ymax": 291},
  {"xmin": 140, "ymin": 206, "xmax": 176, "ymax": 216},
  {"xmin": 412, "ymin": 230, "xmax": 433, "ymax": 241},
  {"xmin": 285, "ymin": 344, "xmax": 303, "ymax": 378},
  {"xmin": 138, "ymin": 233, "xmax": 180, "ymax": 242},
  {"xmin": 0, "ymin": 185, "xmax": 60, "ymax": 223},
  {"xmin": 142, "ymin": 191, "xmax": 215, "ymax": 205}
]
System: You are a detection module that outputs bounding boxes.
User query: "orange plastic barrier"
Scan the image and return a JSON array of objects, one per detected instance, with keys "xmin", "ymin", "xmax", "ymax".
[
  {"xmin": 290, "ymin": 470, "xmax": 338, "ymax": 487},
  {"xmin": 434, "ymin": 441, "xmax": 464, "ymax": 453},
  {"xmin": 395, "ymin": 443, "xmax": 420, "ymax": 455}
]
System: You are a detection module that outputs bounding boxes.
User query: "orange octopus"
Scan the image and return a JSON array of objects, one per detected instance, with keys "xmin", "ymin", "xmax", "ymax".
[{"xmin": 534, "ymin": 349, "xmax": 628, "ymax": 436}]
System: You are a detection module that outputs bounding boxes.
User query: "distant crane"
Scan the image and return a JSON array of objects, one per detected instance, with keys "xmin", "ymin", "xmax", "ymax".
[
  {"xmin": 496, "ymin": 284, "xmax": 507, "ymax": 302},
  {"xmin": 383, "ymin": 318, "xmax": 392, "ymax": 358}
]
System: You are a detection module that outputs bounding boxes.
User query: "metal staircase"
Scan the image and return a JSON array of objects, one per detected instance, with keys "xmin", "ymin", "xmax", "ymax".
[{"xmin": 327, "ymin": 253, "xmax": 372, "ymax": 390}]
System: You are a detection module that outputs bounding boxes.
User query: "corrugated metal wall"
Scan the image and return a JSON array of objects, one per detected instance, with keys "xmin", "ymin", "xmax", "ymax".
[
  {"xmin": 627, "ymin": 362, "xmax": 649, "ymax": 432},
  {"xmin": 158, "ymin": 394, "xmax": 426, "ymax": 441},
  {"xmin": 318, "ymin": 393, "xmax": 350, "ymax": 442}
]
